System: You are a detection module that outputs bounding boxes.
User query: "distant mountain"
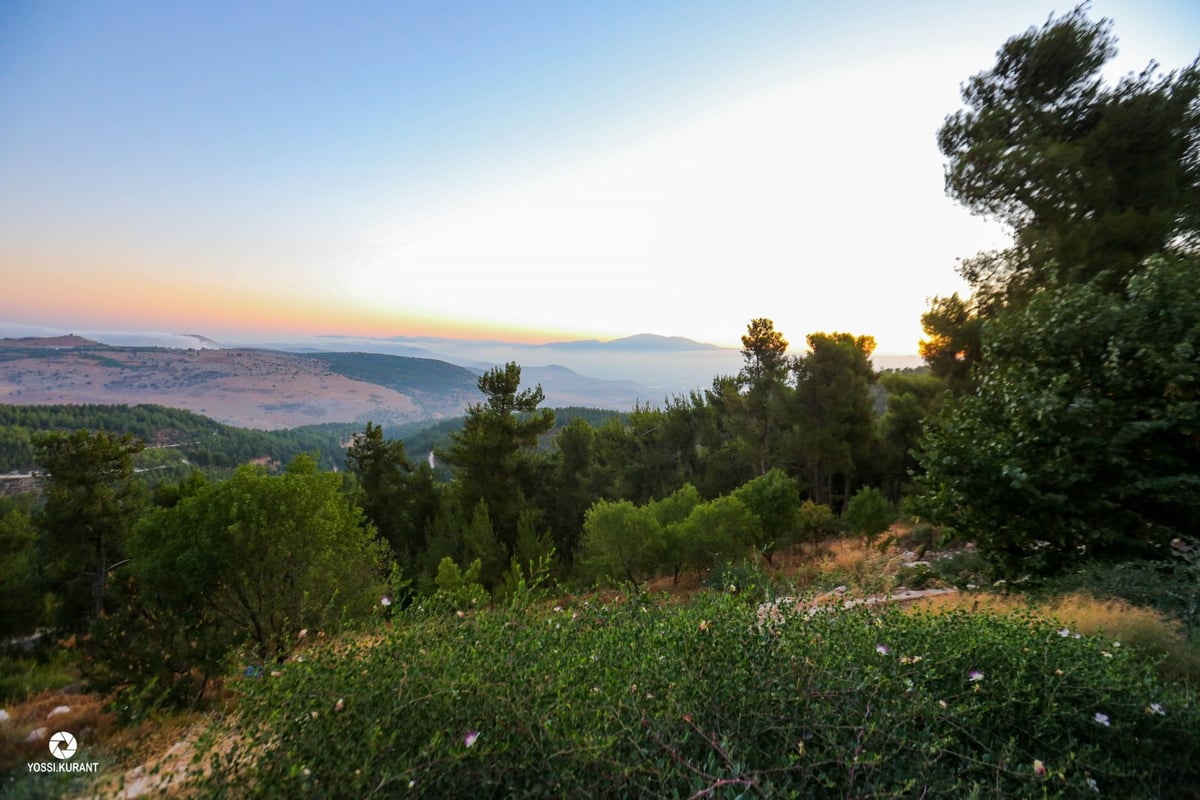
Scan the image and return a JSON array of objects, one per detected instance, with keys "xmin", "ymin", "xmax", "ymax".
[
  {"xmin": 543, "ymin": 333, "xmax": 724, "ymax": 351},
  {"xmin": 0, "ymin": 334, "xmax": 102, "ymax": 349},
  {"xmin": 0, "ymin": 341, "xmax": 653, "ymax": 429}
]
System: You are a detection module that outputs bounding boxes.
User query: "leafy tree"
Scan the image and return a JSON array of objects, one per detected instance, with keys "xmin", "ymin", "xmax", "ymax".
[
  {"xmin": 443, "ymin": 363, "xmax": 554, "ymax": 553},
  {"xmin": 732, "ymin": 468, "xmax": 801, "ymax": 562},
  {"xmin": 668, "ymin": 496, "xmax": 761, "ymax": 578},
  {"xmin": 736, "ymin": 318, "xmax": 793, "ymax": 475},
  {"xmin": 346, "ymin": 421, "xmax": 437, "ymax": 565},
  {"xmin": 0, "ymin": 502, "xmax": 39, "ymax": 637},
  {"xmin": 795, "ymin": 499, "xmax": 841, "ymax": 546},
  {"xmin": 579, "ymin": 499, "xmax": 664, "ymax": 585},
  {"xmin": 918, "ymin": 294, "xmax": 984, "ymax": 391},
  {"xmin": 697, "ymin": 377, "xmax": 756, "ymax": 497},
  {"xmin": 842, "ymin": 486, "xmax": 898, "ymax": 546},
  {"xmin": 914, "ymin": 255, "xmax": 1200, "ymax": 576},
  {"xmin": 876, "ymin": 370, "xmax": 946, "ymax": 500},
  {"xmin": 790, "ymin": 334, "xmax": 878, "ymax": 508},
  {"xmin": 938, "ymin": 6, "xmax": 1200, "ymax": 298},
  {"xmin": 33, "ymin": 429, "xmax": 147, "ymax": 626},
  {"xmin": 121, "ymin": 456, "xmax": 386, "ymax": 665},
  {"xmin": 651, "ymin": 484, "xmax": 703, "ymax": 583},
  {"xmin": 543, "ymin": 417, "xmax": 599, "ymax": 564}
]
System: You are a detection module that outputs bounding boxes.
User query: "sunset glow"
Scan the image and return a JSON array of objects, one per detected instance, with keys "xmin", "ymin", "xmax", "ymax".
[{"xmin": 2, "ymin": 1, "xmax": 1196, "ymax": 354}]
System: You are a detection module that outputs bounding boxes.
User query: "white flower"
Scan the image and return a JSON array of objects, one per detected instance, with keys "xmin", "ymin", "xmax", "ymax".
[
  {"xmin": 464, "ymin": 730, "xmax": 480, "ymax": 748},
  {"xmin": 1147, "ymin": 703, "xmax": 1166, "ymax": 716},
  {"xmin": 875, "ymin": 644, "xmax": 891, "ymax": 656},
  {"xmin": 967, "ymin": 670, "xmax": 984, "ymax": 682},
  {"xmin": 1086, "ymin": 776, "xmax": 1099, "ymax": 792},
  {"xmin": 380, "ymin": 596, "xmax": 392, "ymax": 607},
  {"xmin": 1093, "ymin": 712, "xmax": 1110, "ymax": 727}
]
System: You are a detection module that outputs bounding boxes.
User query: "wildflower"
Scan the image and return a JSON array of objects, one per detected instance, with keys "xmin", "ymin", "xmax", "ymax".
[
  {"xmin": 699, "ymin": 619, "xmax": 710, "ymax": 632},
  {"xmin": 1054, "ymin": 668, "xmax": 1064, "ymax": 676},
  {"xmin": 464, "ymin": 730, "xmax": 480, "ymax": 748},
  {"xmin": 967, "ymin": 670, "xmax": 984, "ymax": 682},
  {"xmin": 1146, "ymin": 703, "xmax": 1166, "ymax": 716},
  {"xmin": 310, "ymin": 711, "xmax": 319, "ymax": 720},
  {"xmin": 456, "ymin": 610, "xmax": 465, "ymax": 618},
  {"xmin": 875, "ymin": 644, "xmax": 891, "ymax": 656},
  {"xmin": 1033, "ymin": 759, "xmax": 1047, "ymax": 777},
  {"xmin": 334, "ymin": 698, "xmax": 344, "ymax": 712},
  {"xmin": 899, "ymin": 655, "xmax": 923, "ymax": 664},
  {"xmin": 298, "ymin": 628, "xmax": 308, "ymax": 638},
  {"xmin": 1086, "ymin": 776, "xmax": 1099, "ymax": 792},
  {"xmin": 904, "ymin": 678, "xmax": 914, "ymax": 692},
  {"xmin": 1093, "ymin": 712, "xmax": 1110, "ymax": 727},
  {"xmin": 938, "ymin": 700, "xmax": 949, "ymax": 709},
  {"xmin": 1058, "ymin": 628, "xmax": 1071, "ymax": 637},
  {"xmin": 303, "ymin": 767, "xmax": 312, "ymax": 777}
]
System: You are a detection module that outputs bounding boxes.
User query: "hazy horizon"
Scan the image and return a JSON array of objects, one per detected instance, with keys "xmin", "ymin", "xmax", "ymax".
[{"xmin": 3, "ymin": 1, "xmax": 1196, "ymax": 352}]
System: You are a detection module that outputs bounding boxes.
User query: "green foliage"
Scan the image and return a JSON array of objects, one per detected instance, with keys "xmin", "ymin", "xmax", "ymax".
[
  {"xmin": 735, "ymin": 318, "xmax": 792, "ymax": 475},
  {"xmin": 0, "ymin": 503, "xmax": 39, "ymax": 637},
  {"xmin": 790, "ymin": 333, "xmax": 878, "ymax": 508},
  {"xmin": 345, "ymin": 422, "xmax": 437, "ymax": 565},
  {"xmin": 794, "ymin": 499, "xmax": 841, "ymax": 545},
  {"xmin": 1036, "ymin": 554, "xmax": 1200, "ymax": 639},
  {"xmin": 938, "ymin": 6, "xmax": 1200, "ymax": 298},
  {"xmin": 916, "ymin": 256, "xmax": 1200, "ymax": 576},
  {"xmin": 919, "ymin": 292, "xmax": 983, "ymax": 390},
  {"xmin": 667, "ymin": 495, "xmax": 760, "ymax": 580},
  {"xmin": 842, "ymin": 486, "xmax": 898, "ymax": 544},
  {"xmin": 443, "ymin": 362, "xmax": 555, "ymax": 554},
  {"xmin": 579, "ymin": 499, "xmax": 664, "ymax": 585},
  {"xmin": 876, "ymin": 370, "xmax": 947, "ymax": 498},
  {"xmin": 87, "ymin": 456, "xmax": 387, "ymax": 713},
  {"xmin": 33, "ymin": 428, "xmax": 147, "ymax": 626},
  {"xmin": 0, "ymin": 403, "xmax": 351, "ymax": 474},
  {"xmin": 190, "ymin": 594, "xmax": 1200, "ymax": 799},
  {"xmin": 732, "ymin": 468, "xmax": 801, "ymax": 558},
  {"xmin": 432, "ymin": 557, "xmax": 489, "ymax": 611}
]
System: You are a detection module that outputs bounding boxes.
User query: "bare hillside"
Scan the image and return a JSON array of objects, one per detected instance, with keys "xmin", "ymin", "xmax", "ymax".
[{"xmin": 0, "ymin": 342, "xmax": 479, "ymax": 429}]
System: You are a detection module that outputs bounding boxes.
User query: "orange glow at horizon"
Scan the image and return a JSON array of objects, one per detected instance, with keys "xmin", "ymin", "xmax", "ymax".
[{"xmin": 2, "ymin": 264, "xmax": 618, "ymax": 346}]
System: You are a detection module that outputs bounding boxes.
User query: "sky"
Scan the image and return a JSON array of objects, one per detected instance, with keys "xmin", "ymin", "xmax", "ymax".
[{"xmin": 1, "ymin": 0, "xmax": 1197, "ymax": 355}]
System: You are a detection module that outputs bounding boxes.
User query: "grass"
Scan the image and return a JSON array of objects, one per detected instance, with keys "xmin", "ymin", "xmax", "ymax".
[
  {"xmin": 5, "ymin": 532, "xmax": 1199, "ymax": 798},
  {"xmin": 912, "ymin": 591, "xmax": 1200, "ymax": 685}
]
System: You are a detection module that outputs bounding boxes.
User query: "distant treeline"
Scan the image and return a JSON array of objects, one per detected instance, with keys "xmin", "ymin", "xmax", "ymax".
[
  {"xmin": 0, "ymin": 404, "xmax": 354, "ymax": 475},
  {"xmin": 0, "ymin": 403, "xmax": 626, "ymax": 478}
]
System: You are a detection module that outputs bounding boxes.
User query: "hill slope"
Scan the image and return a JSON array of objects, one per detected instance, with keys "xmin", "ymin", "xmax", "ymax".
[{"xmin": 0, "ymin": 341, "xmax": 480, "ymax": 429}]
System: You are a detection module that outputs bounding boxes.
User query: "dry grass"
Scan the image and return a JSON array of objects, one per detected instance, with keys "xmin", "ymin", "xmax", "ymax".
[
  {"xmin": 910, "ymin": 591, "xmax": 1200, "ymax": 683},
  {"xmin": 0, "ymin": 689, "xmax": 112, "ymax": 772}
]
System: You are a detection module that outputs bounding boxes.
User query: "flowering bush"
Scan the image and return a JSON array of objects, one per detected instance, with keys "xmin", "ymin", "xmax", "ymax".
[{"xmin": 188, "ymin": 592, "xmax": 1199, "ymax": 798}]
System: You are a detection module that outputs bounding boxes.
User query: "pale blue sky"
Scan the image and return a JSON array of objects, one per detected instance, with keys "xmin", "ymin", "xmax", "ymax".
[{"xmin": 1, "ymin": 1, "xmax": 1197, "ymax": 353}]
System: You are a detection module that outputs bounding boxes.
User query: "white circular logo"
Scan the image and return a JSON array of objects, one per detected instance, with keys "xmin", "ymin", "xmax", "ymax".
[{"xmin": 48, "ymin": 731, "xmax": 77, "ymax": 760}]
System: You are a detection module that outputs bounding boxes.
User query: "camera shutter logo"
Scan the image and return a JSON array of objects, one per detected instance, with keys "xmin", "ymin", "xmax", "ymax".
[{"xmin": 49, "ymin": 731, "xmax": 78, "ymax": 760}]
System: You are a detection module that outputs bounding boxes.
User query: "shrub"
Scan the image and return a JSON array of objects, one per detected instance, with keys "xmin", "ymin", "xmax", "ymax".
[
  {"xmin": 188, "ymin": 592, "xmax": 1200, "ymax": 799},
  {"xmin": 842, "ymin": 486, "xmax": 897, "ymax": 544},
  {"xmin": 795, "ymin": 500, "xmax": 840, "ymax": 545}
]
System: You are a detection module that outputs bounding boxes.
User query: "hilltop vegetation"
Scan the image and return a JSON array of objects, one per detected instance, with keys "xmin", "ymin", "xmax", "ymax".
[{"xmin": 3, "ymin": 7, "xmax": 1199, "ymax": 797}]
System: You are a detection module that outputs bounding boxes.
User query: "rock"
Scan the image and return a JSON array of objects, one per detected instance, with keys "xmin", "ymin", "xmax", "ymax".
[
  {"xmin": 25, "ymin": 726, "xmax": 47, "ymax": 744},
  {"xmin": 0, "ymin": 709, "xmax": 10, "ymax": 725},
  {"xmin": 47, "ymin": 705, "xmax": 71, "ymax": 720}
]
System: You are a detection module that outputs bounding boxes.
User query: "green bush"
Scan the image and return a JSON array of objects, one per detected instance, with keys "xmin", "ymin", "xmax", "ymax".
[
  {"xmin": 188, "ymin": 592, "xmax": 1199, "ymax": 799},
  {"xmin": 795, "ymin": 499, "xmax": 840, "ymax": 544},
  {"xmin": 842, "ymin": 486, "xmax": 897, "ymax": 544}
]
